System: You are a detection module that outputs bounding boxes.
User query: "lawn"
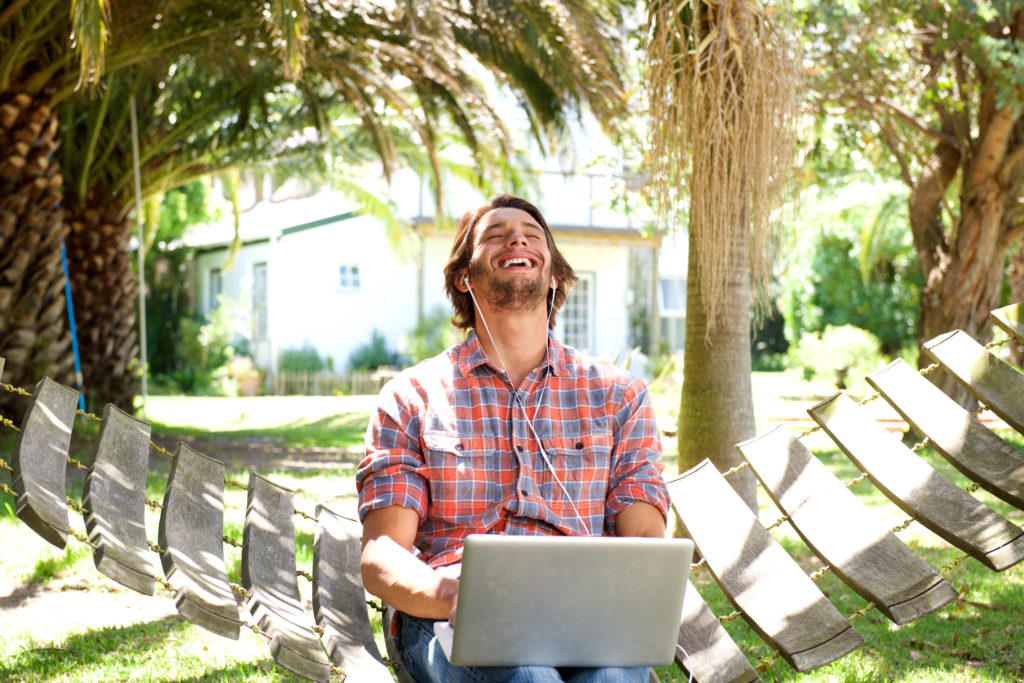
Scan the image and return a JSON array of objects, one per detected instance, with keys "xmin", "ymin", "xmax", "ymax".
[{"xmin": 1, "ymin": 375, "xmax": 1023, "ymax": 681}]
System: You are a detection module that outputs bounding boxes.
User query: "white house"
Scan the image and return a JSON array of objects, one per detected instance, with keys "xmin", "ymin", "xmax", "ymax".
[{"xmin": 186, "ymin": 170, "xmax": 678, "ymax": 386}]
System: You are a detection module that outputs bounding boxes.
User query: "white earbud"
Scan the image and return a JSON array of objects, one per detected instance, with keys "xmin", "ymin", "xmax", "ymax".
[
  {"xmin": 551, "ymin": 277, "xmax": 557, "ymax": 289},
  {"xmin": 464, "ymin": 276, "xmax": 471, "ymax": 289}
]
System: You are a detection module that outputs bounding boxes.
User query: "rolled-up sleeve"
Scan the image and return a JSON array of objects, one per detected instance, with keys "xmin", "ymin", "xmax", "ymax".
[
  {"xmin": 356, "ymin": 384, "xmax": 429, "ymax": 521},
  {"xmin": 604, "ymin": 378, "xmax": 671, "ymax": 535}
]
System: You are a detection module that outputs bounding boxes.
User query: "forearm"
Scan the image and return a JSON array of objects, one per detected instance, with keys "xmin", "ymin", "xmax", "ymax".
[
  {"xmin": 362, "ymin": 535, "xmax": 458, "ymax": 619},
  {"xmin": 360, "ymin": 511, "xmax": 458, "ymax": 620},
  {"xmin": 615, "ymin": 500, "xmax": 667, "ymax": 538}
]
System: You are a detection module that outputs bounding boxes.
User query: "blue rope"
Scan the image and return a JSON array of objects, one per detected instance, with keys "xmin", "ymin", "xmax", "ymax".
[{"xmin": 59, "ymin": 238, "xmax": 87, "ymax": 417}]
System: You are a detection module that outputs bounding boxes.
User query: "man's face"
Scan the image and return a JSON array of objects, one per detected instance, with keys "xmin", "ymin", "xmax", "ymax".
[{"xmin": 466, "ymin": 206, "xmax": 553, "ymax": 312}]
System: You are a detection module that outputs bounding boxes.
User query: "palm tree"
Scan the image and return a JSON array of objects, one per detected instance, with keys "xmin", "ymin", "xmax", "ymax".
[
  {"xmin": 646, "ymin": 0, "xmax": 800, "ymax": 510},
  {"xmin": 1, "ymin": 0, "xmax": 633, "ymax": 411}
]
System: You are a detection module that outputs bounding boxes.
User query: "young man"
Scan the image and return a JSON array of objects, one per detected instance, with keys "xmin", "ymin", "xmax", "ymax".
[{"xmin": 357, "ymin": 194, "xmax": 671, "ymax": 683}]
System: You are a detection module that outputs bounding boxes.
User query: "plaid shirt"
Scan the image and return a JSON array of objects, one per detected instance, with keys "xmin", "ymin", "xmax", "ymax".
[{"xmin": 356, "ymin": 331, "xmax": 670, "ymax": 568}]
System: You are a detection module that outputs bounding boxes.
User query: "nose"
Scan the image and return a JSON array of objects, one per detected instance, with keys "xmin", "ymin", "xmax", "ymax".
[{"xmin": 505, "ymin": 230, "xmax": 528, "ymax": 248}]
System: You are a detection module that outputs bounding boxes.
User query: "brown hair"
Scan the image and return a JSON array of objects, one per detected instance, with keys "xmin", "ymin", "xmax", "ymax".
[{"xmin": 443, "ymin": 194, "xmax": 577, "ymax": 330}]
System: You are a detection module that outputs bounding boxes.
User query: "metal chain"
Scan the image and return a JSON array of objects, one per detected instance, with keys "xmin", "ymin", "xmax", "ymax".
[{"xmin": 231, "ymin": 582, "xmax": 254, "ymax": 600}]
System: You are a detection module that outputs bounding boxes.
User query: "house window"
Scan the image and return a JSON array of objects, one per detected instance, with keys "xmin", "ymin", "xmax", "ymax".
[
  {"xmin": 209, "ymin": 269, "xmax": 222, "ymax": 312},
  {"xmin": 339, "ymin": 264, "xmax": 361, "ymax": 292},
  {"xmin": 659, "ymin": 278, "xmax": 686, "ymax": 315},
  {"xmin": 658, "ymin": 277, "xmax": 686, "ymax": 353},
  {"xmin": 561, "ymin": 272, "xmax": 594, "ymax": 352},
  {"xmin": 252, "ymin": 262, "xmax": 268, "ymax": 341}
]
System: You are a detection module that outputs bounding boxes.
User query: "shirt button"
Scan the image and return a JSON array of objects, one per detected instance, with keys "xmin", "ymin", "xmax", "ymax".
[
  {"xmin": 455, "ymin": 443, "xmax": 464, "ymax": 450},
  {"xmin": 575, "ymin": 441, "xmax": 584, "ymax": 450},
  {"xmin": 515, "ymin": 445, "xmax": 524, "ymax": 452}
]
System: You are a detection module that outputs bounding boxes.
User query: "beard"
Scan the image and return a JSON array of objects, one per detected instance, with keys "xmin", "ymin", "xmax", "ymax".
[{"xmin": 468, "ymin": 259, "xmax": 548, "ymax": 312}]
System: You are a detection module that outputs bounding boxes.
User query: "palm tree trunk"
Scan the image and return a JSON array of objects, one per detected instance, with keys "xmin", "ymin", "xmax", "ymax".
[
  {"xmin": 62, "ymin": 203, "xmax": 139, "ymax": 410},
  {"xmin": 0, "ymin": 90, "xmax": 75, "ymax": 417},
  {"xmin": 678, "ymin": 226, "xmax": 759, "ymax": 512}
]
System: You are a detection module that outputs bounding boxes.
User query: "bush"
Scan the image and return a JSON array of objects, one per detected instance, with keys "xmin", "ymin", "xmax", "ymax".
[
  {"xmin": 167, "ymin": 295, "xmax": 252, "ymax": 395},
  {"xmin": 752, "ymin": 353, "xmax": 788, "ymax": 372},
  {"xmin": 752, "ymin": 299, "xmax": 789, "ymax": 370},
  {"xmin": 348, "ymin": 329, "xmax": 404, "ymax": 371},
  {"xmin": 787, "ymin": 325, "xmax": 886, "ymax": 397},
  {"xmin": 402, "ymin": 305, "xmax": 462, "ymax": 363},
  {"xmin": 279, "ymin": 344, "xmax": 332, "ymax": 372},
  {"xmin": 780, "ymin": 183, "xmax": 922, "ymax": 357}
]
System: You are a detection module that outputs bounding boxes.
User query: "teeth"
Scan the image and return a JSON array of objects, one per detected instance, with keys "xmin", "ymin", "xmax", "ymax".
[{"xmin": 502, "ymin": 257, "xmax": 530, "ymax": 268}]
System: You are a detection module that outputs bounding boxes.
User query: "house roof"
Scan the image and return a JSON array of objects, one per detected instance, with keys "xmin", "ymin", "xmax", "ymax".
[
  {"xmin": 184, "ymin": 191, "xmax": 361, "ymax": 251},
  {"xmin": 412, "ymin": 219, "xmax": 661, "ymax": 247},
  {"xmin": 185, "ymin": 189, "xmax": 661, "ymax": 254}
]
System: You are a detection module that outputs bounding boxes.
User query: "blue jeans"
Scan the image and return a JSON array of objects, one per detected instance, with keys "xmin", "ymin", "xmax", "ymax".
[{"xmin": 398, "ymin": 613, "xmax": 651, "ymax": 683}]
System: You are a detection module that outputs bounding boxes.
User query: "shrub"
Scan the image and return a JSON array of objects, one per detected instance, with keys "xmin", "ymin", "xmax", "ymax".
[
  {"xmin": 780, "ymin": 184, "xmax": 922, "ymax": 357},
  {"xmin": 167, "ymin": 295, "xmax": 252, "ymax": 395},
  {"xmin": 752, "ymin": 299, "xmax": 789, "ymax": 371},
  {"xmin": 348, "ymin": 329, "xmax": 404, "ymax": 371},
  {"xmin": 752, "ymin": 353, "xmax": 788, "ymax": 372},
  {"xmin": 402, "ymin": 305, "xmax": 462, "ymax": 363},
  {"xmin": 787, "ymin": 325, "xmax": 886, "ymax": 397},
  {"xmin": 279, "ymin": 344, "xmax": 330, "ymax": 372}
]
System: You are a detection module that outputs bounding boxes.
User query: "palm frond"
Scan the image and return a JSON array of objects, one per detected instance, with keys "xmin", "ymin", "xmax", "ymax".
[
  {"xmin": 70, "ymin": 0, "xmax": 111, "ymax": 90},
  {"xmin": 267, "ymin": 0, "xmax": 309, "ymax": 81}
]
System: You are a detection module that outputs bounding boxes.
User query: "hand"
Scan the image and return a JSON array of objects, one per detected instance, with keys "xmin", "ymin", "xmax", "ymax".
[
  {"xmin": 436, "ymin": 563, "xmax": 461, "ymax": 624},
  {"xmin": 436, "ymin": 562, "xmax": 462, "ymax": 580},
  {"xmin": 448, "ymin": 591, "xmax": 459, "ymax": 625}
]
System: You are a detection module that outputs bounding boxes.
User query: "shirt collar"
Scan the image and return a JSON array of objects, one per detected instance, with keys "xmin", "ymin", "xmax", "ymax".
[{"xmin": 457, "ymin": 329, "xmax": 572, "ymax": 380}]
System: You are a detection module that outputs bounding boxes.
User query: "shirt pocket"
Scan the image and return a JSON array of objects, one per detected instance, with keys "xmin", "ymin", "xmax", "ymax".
[
  {"xmin": 422, "ymin": 430, "xmax": 509, "ymax": 522},
  {"xmin": 538, "ymin": 429, "xmax": 613, "ymax": 524}
]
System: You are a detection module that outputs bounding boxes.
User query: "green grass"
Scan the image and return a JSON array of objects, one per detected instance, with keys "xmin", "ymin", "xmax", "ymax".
[
  {"xmin": 0, "ymin": 617, "xmax": 312, "ymax": 682},
  {"xmin": 139, "ymin": 395, "xmax": 370, "ymax": 450},
  {"xmin": 4, "ymin": 389, "xmax": 1024, "ymax": 681},
  {"xmin": 26, "ymin": 545, "xmax": 91, "ymax": 585},
  {"xmin": 1, "ymin": 395, "xmax": 367, "ymax": 683}
]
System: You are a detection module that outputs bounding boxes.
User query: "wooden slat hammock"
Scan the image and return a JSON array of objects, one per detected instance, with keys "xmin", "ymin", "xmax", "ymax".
[{"xmin": 5, "ymin": 302, "xmax": 1024, "ymax": 681}]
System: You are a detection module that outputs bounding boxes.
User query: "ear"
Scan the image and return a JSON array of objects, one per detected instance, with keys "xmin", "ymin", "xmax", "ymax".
[{"xmin": 457, "ymin": 273, "xmax": 471, "ymax": 293}]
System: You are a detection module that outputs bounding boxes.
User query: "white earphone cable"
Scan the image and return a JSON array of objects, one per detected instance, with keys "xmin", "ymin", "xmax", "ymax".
[{"xmin": 465, "ymin": 276, "xmax": 591, "ymax": 536}]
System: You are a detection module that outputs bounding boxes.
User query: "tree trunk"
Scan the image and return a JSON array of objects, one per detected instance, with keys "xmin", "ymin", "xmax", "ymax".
[
  {"xmin": 911, "ymin": 103, "xmax": 1024, "ymax": 404},
  {"xmin": 62, "ymin": 203, "xmax": 139, "ymax": 411},
  {"xmin": 0, "ymin": 91, "xmax": 75, "ymax": 419},
  {"xmin": 678, "ymin": 227, "xmax": 758, "ymax": 513},
  {"xmin": 1004, "ymin": 246, "xmax": 1024, "ymax": 365},
  {"xmin": 916, "ymin": 146, "xmax": 1019, "ymax": 403}
]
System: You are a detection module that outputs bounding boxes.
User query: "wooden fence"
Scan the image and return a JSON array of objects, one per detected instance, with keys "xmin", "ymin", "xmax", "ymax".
[{"xmin": 270, "ymin": 369, "xmax": 399, "ymax": 396}]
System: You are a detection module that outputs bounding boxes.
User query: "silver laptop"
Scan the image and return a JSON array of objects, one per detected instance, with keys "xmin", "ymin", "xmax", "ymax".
[{"xmin": 433, "ymin": 534, "xmax": 694, "ymax": 667}]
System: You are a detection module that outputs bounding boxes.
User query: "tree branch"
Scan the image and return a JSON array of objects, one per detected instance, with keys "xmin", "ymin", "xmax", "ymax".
[
  {"xmin": 998, "ymin": 218, "xmax": 1024, "ymax": 253},
  {"xmin": 952, "ymin": 51, "xmax": 972, "ymax": 148},
  {"xmin": 908, "ymin": 140, "xmax": 961, "ymax": 275},
  {"xmin": 999, "ymin": 142, "xmax": 1024, "ymax": 186},
  {"xmin": 971, "ymin": 107, "xmax": 1017, "ymax": 186},
  {"xmin": 851, "ymin": 94, "xmax": 914, "ymax": 187},
  {"xmin": 876, "ymin": 97, "xmax": 961, "ymax": 149}
]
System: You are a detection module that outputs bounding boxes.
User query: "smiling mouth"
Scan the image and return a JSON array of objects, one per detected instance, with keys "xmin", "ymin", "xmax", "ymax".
[{"xmin": 498, "ymin": 256, "xmax": 536, "ymax": 269}]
